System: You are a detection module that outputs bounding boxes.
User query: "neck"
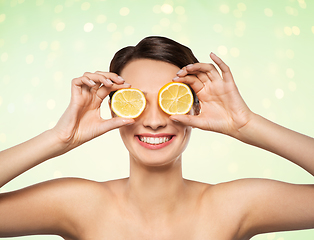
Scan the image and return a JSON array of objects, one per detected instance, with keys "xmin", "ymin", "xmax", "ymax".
[{"xmin": 126, "ymin": 154, "xmax": 187, "ymax": 218}]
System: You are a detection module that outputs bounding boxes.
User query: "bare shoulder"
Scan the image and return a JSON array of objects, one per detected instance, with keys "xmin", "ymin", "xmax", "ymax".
[
  {"xmin": 0, "ymin": 177, "xmax": 114, "ymax": 238},
  {"xmin": 201, "ymin": 178, "xmax": 314, "ymax": 239}
]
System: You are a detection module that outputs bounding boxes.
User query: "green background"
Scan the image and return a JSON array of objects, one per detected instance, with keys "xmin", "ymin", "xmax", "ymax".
[{"xmin": 1, "ymin": 0, "xmax": 314, "ymax": 239}]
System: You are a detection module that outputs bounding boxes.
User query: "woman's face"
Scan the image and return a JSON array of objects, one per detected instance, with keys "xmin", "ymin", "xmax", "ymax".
[{"xmin": 118, "ymin": 59, "xmax": 192, "ymax": 167}]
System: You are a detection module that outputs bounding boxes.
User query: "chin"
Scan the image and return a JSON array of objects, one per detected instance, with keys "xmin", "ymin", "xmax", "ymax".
[{"xmin": 131, "ymin": 153, "xmax": 182, "ymax": 169}]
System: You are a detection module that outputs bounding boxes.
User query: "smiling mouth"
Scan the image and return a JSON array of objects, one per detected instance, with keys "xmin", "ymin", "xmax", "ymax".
[{"xmin": 138, "ymin": 136, "xmax": 173, "ymax": 145}]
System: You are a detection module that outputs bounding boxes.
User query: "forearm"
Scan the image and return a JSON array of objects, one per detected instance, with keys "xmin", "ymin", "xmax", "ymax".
[
  {"xmin": 238, "ymin": 113, "xmax": 314, "ymax": 176},
  {"xmin": 0, "ymin": 130, "xmax": 67, "ymax": 188}
]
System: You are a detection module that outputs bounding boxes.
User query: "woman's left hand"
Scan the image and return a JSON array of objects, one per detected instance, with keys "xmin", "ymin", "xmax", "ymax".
[{"xmin": 170, "ymin": 53, "xmax": 254, "ymax": 139}]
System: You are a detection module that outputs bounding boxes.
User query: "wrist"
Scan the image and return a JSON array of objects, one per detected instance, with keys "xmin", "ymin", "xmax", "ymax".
[
  {"xmin": 44, "ymin": 129, "xmax": 74, "ymax": 158},
  {"xmin": 234, "ymin": 112, "xmax": 262, "ymax": 144}
]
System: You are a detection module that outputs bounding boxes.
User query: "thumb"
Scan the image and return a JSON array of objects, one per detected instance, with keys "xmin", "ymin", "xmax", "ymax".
[
  {"xmin": 169, "ymin": 114, "xmax": 201, "ymax": 128},
  {"xmin": 99, "ymin": 117, "xmax": 135, "ymax": 134}
]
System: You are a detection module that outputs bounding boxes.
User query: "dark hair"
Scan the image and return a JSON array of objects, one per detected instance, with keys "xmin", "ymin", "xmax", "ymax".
[
  {"xmin": 110, "ymin": 36, "xmax": 199, "ymax": 74},
  {"xmin": 109, "ymin": 36, "xmax": 200, "ymax": 113}
]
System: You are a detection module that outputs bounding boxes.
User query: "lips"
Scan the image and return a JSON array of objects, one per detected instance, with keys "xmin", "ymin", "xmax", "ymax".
[{"xmin": 135, "ymin": 133, "xmax": 175, "ymax": 150}]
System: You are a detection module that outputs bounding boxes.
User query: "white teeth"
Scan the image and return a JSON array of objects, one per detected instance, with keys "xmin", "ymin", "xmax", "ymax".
[{"xmin": 139, "ymin": 136, "xmax": 171, "ymax": 145}]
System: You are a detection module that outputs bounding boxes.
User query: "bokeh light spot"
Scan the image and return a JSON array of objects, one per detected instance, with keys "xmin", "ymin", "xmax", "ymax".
[
  {"xmin": 39, "ymin": 41, "xmax": 48, "ymax": 50},
  {"xmin": 285, "ymin": 6, "xmax": 298, "ymax": 16},
  {"xmin": 0, "ymin": 133, "xmax": 6, "ymax": 143},
  {"xmin": 292, "ymin": 26, "xmax": 300, "ymax": 35},
  {"xmin": 31, "ymin": 77, "xmax": 40, "ymax": 87},
  {"xmin": 230, "ymin": 47, "xmax": 240, "ymax": 57},
  {"xmin": 175, "ymin": 6, "xmax": 185, "ymax": 15},
  {"xmin": 286, "ymin": 49, "xmax": 294, "ymax": 59},
  {"xmin": 50, "ymin": 41, "xmax": 60, "ymax": 51},
  {"xmin": 220, "ymin": 4, "xmax": 230, "ymax": 14},
  {"xmin": 18, "ymin": 0, "xmax": 25, "ymax": 4},
  {"xmin": 107, "ymin": 23, "xmax": 117, "ymax": 32},
  {"xmin": 262, "ymin": 98, "xmax": 271, "ymax": 109},
  {"xmin": 236, "ymin": 20, "xmax": 246, "ymax": 31},
  {"xmin": 0, "ymin": 132, "xmax": 6, "ymax": 144},
  {"xmin": 23, "ymin": 94, "xmax": 33, "ymax": 105},
  {"xmin": 26, "ymin": 54, "xmax": 34, "ymax": 64},
  {"xmin": 298, "ymin": 0, "xmax": 307, "ymax": 8},
  {"xmin": 96, "ymin": 14, "xmax": 107, "ymax": 24},
  {"xmin": 81, "ymin": 2, "xmax": 90, "ymax": 11},
  {"xmin": 237, "ymin": 3, "xmax": 246, "ymax": 11},
  {"xmin": 1, "ymin": 52, "xmax": 8, "ymax": 62},
  {"xmin": 264, "ymin": 8, "xmax": 273, "ymax": 17},
  {"xmin": 56, "ymin": 22, "xmax": 65, "ymax": 31},
  {"xmin": 284, "ymin": 26, "xmax": 292, "ymax": 36},
  {"xmin": 20, "ymin": 34, "xmax": 28, "ymax": 44},
  {"xmin": 54, "ymin": 71, "xmax": 63, "ymax": 82},
  {"xmin": 286, "ymin": 68, "xmax": 294, "ymax": 78},
  {"xmin": 288, "ymin": 81, "xmax": 297, "ymax": 91},
  {"xmin": 312, "ymin": 26, "xmax": 314, "ymax": 34},
  {"xmin": 0, "ymin": 14, "xmax": 6, "ymax": 23},
  {"xmin": 275, "ymin": 89, "xmax": 284, "ymax": 99},
  {"xmin": 47, "ymin": 99, "xmax": 56, "ymax": 110},
  {"xmin": 54, "ymin": 5, "xmax": 63, "ymax": 13},
  {"xmin": 36, "ymin": 0, "xmax": 44, "ymax": 6},
  {"xmin": 84, "ymin": 22, "xmax": 94, "ymax": 32},
  {"xmin": 161, "ymin": 4, "xmax": 173, "ymax": 14},
  {"xmin": 120, "ymin": 7, "xmax": 130, "ymax": 16},
  {"xmin": 233, "ymin": 9, "xmax": 242, "ymax": 18},
  {"xmin": 217, "ymin": 45, "xmax": 228, "ymax": 55}
]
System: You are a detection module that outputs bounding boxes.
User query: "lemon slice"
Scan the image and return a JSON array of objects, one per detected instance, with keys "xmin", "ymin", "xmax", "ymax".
[
  {"xmin": 158, "ymin": 82, "xmax": 194, "ymax": 115},
  {"xmin": 111, "ymin": 88, "xmax": 146, "ymax": 118}
]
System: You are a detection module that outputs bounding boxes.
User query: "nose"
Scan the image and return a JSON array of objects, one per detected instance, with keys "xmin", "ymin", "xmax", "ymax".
[{"xmin": 141, "ymin": 101, "xmax": 168, "ymax": 130}]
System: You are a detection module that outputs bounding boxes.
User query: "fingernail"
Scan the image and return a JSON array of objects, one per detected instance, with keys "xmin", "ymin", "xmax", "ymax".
[
  {"xmin": 118, "ymin": 76, "xmax": 125, "ymax": 82},
  {"xmin": 176, "ymin": 69, "xmax": 183, "ymax": 75},
  {"xmin": 89, "ymin": 80, "xmax": 96, "ymax": 86},
  {"xmin": 186, "ymin": 64, "xmax": 194, "ymax": 68},
  {"xmin": 123, "ymin": 82, "xmax": 131, "ymax": 86},
  {"xmin": 106, "ymin": 79, "xmax": 113, "ymax": 85},
  {"xmin": 170, "ymin": 118, "xmax": 180, "ymax": 122},
  {"xmin": 172, "ymin": 76, "xmax": 179, "ymax": 81},
  {"xmin": 211, "ymin": 52, "xmax": 217, "ymax": 56},
  {"xmin": 123, "ymin": 119, "xmax": 134, "ymax": 125}
]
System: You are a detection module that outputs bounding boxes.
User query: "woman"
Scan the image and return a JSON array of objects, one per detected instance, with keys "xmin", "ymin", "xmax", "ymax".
[{"xmin": 0, "ymin": 36, "xmax": 313, "ymax": 239}]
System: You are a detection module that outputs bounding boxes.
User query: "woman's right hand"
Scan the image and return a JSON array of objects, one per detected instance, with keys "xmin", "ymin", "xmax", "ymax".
[{"xmin": 52, "ymin": 71, "xmax": 134, "ymax": 152}]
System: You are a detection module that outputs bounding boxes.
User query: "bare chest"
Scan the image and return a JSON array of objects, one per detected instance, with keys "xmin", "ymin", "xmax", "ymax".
[{"xmin": 71, "ymin": 206, "xmax": 241, "ymax": 240}]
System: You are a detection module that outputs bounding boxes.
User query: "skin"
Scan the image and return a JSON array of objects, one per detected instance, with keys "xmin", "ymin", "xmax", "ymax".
[{"xmin": 0, "ymin": 54, "xmax": 314, "ymax": 240}]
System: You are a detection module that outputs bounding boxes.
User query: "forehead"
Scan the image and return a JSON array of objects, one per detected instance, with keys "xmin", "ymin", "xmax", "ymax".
[{"xmin": 120, "ymin": 59, "xmax": 180, "ymax": 93}]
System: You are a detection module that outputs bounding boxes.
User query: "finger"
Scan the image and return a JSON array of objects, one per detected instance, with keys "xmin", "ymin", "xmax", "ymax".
[
  {"xmin": 185, "ymin": 63, "xmax": 222, "ymax": 82},
  {"xmin": 94, "ymin": 71, "xmax": 125, "ymax": 84},
  {"xmin": 98, "ymin": 117, "xmax": 134, "ymax": 134},
  {"xmin": 173, "ymin": 75, "xmax": 204, "ymax": 94},
  {"xmin": 72, "ymin": 76, "xmax": 97, "ymax": 88},
  {"xmin": 95, "ymin": 82, "xmax": 131, "ymax": 102},
  {"xmin": 169, "ymin": 114, "xmax": 204, "ymax": 129},
  {"xmin": 210, "ymin": 52, "xmax": 234, "ymax": 82},
  {"xmin": 83, "ymin": 72, "xmax": 115, "ymax": 87}
]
